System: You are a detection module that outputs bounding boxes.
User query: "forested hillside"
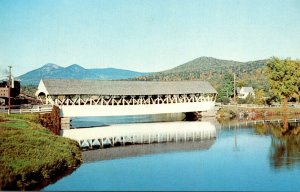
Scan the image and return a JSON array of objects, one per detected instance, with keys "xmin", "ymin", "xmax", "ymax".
[
  {"xmin": 20, "ymin": 57, "xmax": 270, "ymax": 99},
  {"xmin": 131, "ymin": 57, "xmax": 269, "ymax": 94}
]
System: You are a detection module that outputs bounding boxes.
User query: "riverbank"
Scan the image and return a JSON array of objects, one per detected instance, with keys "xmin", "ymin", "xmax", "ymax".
[
  {"xmin": 217, "ymin": 105, "xmax": 300, "ymax": 119},
  {"xmin": 0, "ymin": 113, "xmax": 82, "ymax": 190}
]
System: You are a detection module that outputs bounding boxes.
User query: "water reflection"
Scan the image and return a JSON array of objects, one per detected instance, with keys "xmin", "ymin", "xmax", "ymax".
[
  {"xmin": 251, "ymin": 117, "xmax": 300, "ymax": 169},
  {"xmin": 62, "ymin": 121, "xmax": 217, "ymax": 150},
  {"xmin": 255, "ymin": 123, "xmax": 300, "ymax": 168},
  {"xmin": 83, "ymin": 140, "xmax": 215, "ymax": 162},
  {"xmin": 218, "ymin": 116, "xmax": 300, "ymax": 169},
  {"xmin": 233, "ymin": 126, "xmax": 240, "ymax": 152},
  {"xmin": 71, "ymin": 113, "xmax": 185, "ymax": 128},
  {"xmin": 45, "ymin": 116, "xmax": 300, "ymax": 191}
]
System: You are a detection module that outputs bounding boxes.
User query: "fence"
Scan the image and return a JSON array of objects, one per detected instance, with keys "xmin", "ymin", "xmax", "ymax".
[
  {"xmin": 0, "ymin": 105, "xmax": 53, "ymax": 114},
  {"xmin": 220, "ymin": 103, "xmax": 300, "ymax": 109}
]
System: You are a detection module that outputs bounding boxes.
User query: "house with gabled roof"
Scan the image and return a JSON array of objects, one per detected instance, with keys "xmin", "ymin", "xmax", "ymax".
[{"xmin": 237, "ymin": 87, "xmax": 255, "ymax": 99}]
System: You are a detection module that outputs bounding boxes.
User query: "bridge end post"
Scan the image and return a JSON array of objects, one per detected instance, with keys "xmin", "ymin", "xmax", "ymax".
[{"xmin": 59, "ymin": 106, "xmax": 71, "ymax": 130}]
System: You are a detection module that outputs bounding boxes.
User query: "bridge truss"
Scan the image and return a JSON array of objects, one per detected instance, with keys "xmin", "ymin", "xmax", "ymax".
[{"xmin": 41, "ymin": 93, "xmax": 216, "ymax": 106}]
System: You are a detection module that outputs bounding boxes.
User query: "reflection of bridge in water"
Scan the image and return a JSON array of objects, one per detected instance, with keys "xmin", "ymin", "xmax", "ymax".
[
  {"xmin": 83, "ymin": 140, "xmax": 215, "ymax": 162},
  {"xmin": 61, "ymin": 121, "xmax": 216, "ymax": 149}
]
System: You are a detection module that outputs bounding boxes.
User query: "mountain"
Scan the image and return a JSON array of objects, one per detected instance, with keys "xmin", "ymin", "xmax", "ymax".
[
  {"xmin": 18, "ymin": 57, "xmax": 269, "ymax": 92},
  {"xmin": 131, "ymin": 56, "xmax": 269, "ymax": 91},
  {"xmin": 18, "ymin": 63, "xmax": 147, "ymax": 85}
]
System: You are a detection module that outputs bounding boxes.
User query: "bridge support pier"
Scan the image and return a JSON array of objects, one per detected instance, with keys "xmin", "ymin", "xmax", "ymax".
[{"xmin": 61, "ymin": 117, "xmax": 71, "ymax": 130}]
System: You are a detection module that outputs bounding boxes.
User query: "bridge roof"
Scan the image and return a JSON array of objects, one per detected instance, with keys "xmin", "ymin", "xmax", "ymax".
[{"xmin": 37, "ymin": 79, "xmax": 217, "ymax": 96}]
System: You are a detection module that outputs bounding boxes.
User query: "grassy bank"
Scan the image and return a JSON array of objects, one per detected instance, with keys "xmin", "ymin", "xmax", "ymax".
[{"xmin": 0, "ymin": 113, "xmax": 82, "ymax": 190}]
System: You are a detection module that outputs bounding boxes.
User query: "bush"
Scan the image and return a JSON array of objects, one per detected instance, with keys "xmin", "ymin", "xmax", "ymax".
[
  {"xmin": 217, "ymin": 96, "xmax": 230, "ymax": 105},
  {"xmin": 237, "ymin": 98, "xmax": 247, "ymax": 104}
]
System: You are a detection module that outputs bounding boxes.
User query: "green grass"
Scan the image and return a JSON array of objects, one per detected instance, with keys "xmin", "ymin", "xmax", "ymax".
[{"xmin": 0, "ymin": 113, "xmax": 82, "ymax": 190}]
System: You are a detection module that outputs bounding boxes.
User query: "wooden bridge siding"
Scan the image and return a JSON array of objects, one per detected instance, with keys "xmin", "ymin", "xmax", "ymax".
[
  {"xmin": 38, "ymin": 93, "xmax": 217, "ymax": 117},
  {"xmin": 60, "ymin": 101, "xmax": 216, "ymax": 117},
  {"xmin": 47, "ymin": 93, "xmax": 217, "ymax": 106}
]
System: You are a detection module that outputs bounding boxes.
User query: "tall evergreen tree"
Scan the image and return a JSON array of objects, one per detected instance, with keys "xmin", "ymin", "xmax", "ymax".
[{"xmin": 217, "ymin": 73, "xmax": 234, "ymax": 103}]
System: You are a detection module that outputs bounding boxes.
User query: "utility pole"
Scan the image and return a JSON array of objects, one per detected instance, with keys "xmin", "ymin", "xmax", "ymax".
[
  {"xmin": 8, "ymin": 66, "xmax": 12, "ymax": 115},
  {"xmin": 233, "ymin": 72, "xmax": 236, "ymax": 103}
]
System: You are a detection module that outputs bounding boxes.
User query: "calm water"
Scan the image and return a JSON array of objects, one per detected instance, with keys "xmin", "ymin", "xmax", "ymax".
[{"xmin": 44, "ymin": 116, "xmax": 300, "ymax": 191}]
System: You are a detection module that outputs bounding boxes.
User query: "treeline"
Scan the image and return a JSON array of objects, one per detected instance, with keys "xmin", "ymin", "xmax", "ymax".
[
  {"xmin": 20, "ymin": 84, "xmax": 37, "ymax": 97},
  {"xmin": 131, "ymin": 57, "xmax": 269, "ymax": 102},
  {"xmin": 21, "ymin": 57, "xmax": 299, "ymax": 105}
]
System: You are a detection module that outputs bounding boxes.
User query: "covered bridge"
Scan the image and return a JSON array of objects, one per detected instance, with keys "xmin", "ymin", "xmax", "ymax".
[{"xmin": 36, "ymin": 79, "xmax": 218, "ymax": 117}]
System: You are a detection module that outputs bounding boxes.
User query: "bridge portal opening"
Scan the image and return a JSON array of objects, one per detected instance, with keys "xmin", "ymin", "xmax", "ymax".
[{"xmin": 37, "ymin": 92, "xmax": 47, "ymax": 104}]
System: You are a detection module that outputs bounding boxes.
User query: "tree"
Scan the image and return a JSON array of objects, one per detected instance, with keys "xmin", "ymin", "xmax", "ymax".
[
  {"xmin": 21, "ymin": 84, "xmax": 37, "ymax": 97},
  {"xmin": 218, "ymin": 73, "xmax": 234, "ymax": 101},
  {"xmin": 237, "ymin": 98, "xmax": 246, "ymax": 104},
  {"xmin": 245, "ymin": 94, "xmax": 255, "ymax": 104},
  {"xmin": 265, "ymin": 57, "xmax": 300, "ymax": 109},
  {"xmin": 254, "ymin": 89, "xmax": 266, "ymax": 105}
]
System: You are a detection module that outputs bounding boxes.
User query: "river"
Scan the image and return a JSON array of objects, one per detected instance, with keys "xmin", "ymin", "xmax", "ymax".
[{"xmin": 44, "ymin": 114, "xmax": 300, "ymax": 191}]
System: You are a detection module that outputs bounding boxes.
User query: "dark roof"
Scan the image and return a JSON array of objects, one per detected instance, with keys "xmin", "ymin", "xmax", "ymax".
[{"xmin": 39, "ymin": 79, "xmax": 217, "ymax": 95}]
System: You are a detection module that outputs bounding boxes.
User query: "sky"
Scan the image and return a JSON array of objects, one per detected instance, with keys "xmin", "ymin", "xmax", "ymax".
[{"xmin": 0, "ymin": 0, "xmax": 299, "ymax": 77}]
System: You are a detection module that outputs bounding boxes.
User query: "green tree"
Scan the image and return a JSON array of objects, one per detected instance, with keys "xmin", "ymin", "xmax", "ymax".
[
  {"xmin": 254, "ymin": 89, "xmax": 266, "ymax": 105},
  {"xmin": 265, "ymin": 57, "xmax": 300, "ymax": 109},
  {"xmin": 218, "ymin": 73, "xmax": 234, "ymax": 101},
  {"xmin": 237, "ymin": 98, "xmax": 246, "ymax": 104},
  {"xmin": 21, "ymin": 84, "xmax": 37, "ymax": 97},
  {"xmin": 245, "ymin": 94, "xmax": 255, "ymax": 104}
]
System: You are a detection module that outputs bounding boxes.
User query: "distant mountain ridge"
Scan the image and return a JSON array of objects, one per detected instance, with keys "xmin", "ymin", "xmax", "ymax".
[
  {"xmin": 18, "ymin": 57, "xmax": 269, "ymax": 92},
  {"xmin": 131, "ymin": 56, "xmax": 269, "ymax": 91},
  {"xmin": 18, "ymin": 63, "xmax": 148, "ymax": 85}
]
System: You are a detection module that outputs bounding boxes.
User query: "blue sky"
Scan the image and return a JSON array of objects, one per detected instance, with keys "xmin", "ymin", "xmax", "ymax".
[{"xmin": 0, "ymin": 0, "xmax": 299, "ymax": 76}]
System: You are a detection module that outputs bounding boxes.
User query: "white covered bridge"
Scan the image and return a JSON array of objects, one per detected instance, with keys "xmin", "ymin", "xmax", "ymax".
[{"xmin": 36, "ymin": 79, "xmax": 218, "ymax": 118}]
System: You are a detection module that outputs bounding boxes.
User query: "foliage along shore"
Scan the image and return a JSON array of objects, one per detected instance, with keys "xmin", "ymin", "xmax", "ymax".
[
  {"xmin": 0, "ymin": 113, "xmax": 82, "ymax": 190},
  {"xmin": 217, "ymin": 105, "xmax": 300, "ymax": 119}
]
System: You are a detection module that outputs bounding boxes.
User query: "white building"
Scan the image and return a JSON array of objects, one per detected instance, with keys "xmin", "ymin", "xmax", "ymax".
[{"xmin": 237, "ymin": 87, "xmax": 255, "ymax": 99}]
